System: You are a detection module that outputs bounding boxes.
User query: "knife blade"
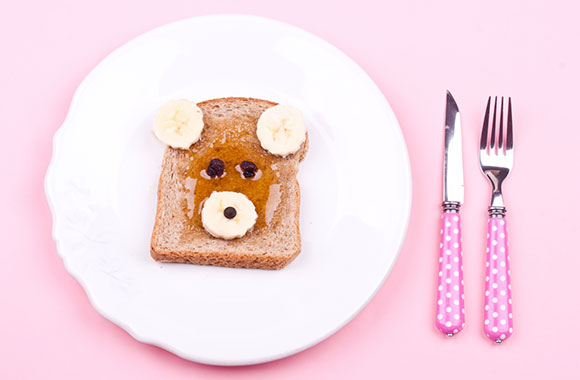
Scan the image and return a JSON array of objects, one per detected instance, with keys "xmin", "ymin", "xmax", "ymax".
[
  {"xmin": 435, "ymin": 90, "xmax": 465, "ymax": 337},
  {"xmin": 443, "ymin": 91, "xmax": 464, "ymax": 204}
]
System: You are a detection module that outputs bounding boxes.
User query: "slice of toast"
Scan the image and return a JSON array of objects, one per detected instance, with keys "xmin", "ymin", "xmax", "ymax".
[{"xmin": 151, "ymin": 97, "xmax": 308, "ymax": 269}]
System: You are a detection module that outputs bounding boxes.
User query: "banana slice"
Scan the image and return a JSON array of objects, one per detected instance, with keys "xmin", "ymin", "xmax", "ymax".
[
  {"xmin": 153, "ymin": 99, "xmax": 204, "ymax": 149},
  {"xmin": 201, "ymin": 191, "xmax": 258, "ymax": 240},
  {"xmin": 257, "ymin": 105, "xmax": 306, "ymax": 157}
]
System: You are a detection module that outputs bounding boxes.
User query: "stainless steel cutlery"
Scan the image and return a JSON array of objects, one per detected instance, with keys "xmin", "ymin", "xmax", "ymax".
[
  {"xmin": 435, "ymin": 91, "xmax": 466, "ymax": 337},
  {"xmin": 479, "ymin": 97, "xmax": 514, "ymax": 343},
  {"xmin": 436, "ymin": 94, "xmax": 514, "ymax": 342}
]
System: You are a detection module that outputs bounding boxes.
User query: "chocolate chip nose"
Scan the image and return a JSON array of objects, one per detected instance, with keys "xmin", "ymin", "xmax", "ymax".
[{"xmin": 223, "ymin": 206, "xmax": 237, "ymax": 219}]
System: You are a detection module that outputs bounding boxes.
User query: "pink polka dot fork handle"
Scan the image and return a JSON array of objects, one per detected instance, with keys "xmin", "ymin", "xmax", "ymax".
[
  {"xmin": 484, "ymin": 217, "xmax": 513, "ymax": 342},
  {"xmin": 436, "ymin": 211, "xmax": 465, "ymax": 336}
]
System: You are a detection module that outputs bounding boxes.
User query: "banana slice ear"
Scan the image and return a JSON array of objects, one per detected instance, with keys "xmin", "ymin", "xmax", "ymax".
[
  {"xmin": 153, "ymin": 99, "xmax": 204, "ymax": 149},
  {"xmin": 256, "ymin": 105, "xmax": 306, "ymax": 157}
]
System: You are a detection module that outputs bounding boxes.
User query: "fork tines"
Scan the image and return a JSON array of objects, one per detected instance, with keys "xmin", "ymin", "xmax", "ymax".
[{"xmin": 480, "ymin": 96, "xmax": 513, "ymax": 154}]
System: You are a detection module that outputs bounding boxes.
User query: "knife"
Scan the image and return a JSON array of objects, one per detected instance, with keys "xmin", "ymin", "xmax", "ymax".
[{"xmin": 435, "ymin": 91, "xmax": 465, "ymax": 336}]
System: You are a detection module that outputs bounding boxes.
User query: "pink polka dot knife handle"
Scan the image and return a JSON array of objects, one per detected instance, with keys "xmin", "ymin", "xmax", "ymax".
[
  {"xmin": 484, "ymin": 217, "xmax": 513, "ymax": 343},
  {"xmin": 436, "ymin": 212, "xmax": 465, "ymax": 336}
]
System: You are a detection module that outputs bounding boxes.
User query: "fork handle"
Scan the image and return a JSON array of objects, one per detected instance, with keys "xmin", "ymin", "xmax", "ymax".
[
  {"xmin": 436, "ymin": 210, "xmax": 465, "ymax": 336},
  {"xmin": 484, "ymin": 216, "xmax": 513, "ymax": 343}
]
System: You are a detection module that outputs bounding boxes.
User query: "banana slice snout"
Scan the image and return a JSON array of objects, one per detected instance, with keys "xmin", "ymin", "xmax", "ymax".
[
  {"xmin": 257, "ymin": 105, "xmax": 306, "ymax": 157},
  {"xmin": 201, "ymin": 191, "xmax": 258, "ymax": 240},
  {"xmin": 153, "ymin": 99, "xmax": 204, "ymax": 149}
]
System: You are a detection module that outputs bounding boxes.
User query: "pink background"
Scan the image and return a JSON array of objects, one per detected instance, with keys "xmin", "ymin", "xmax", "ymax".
[{"xmin": 1, "ymin": 0, "xmax": 579, "ymax": 378}]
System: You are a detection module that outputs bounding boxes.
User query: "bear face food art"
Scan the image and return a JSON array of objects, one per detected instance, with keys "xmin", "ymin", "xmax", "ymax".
[{"xmin": 153, "ymin": 98, "xmax": 307, "ymax": 240}]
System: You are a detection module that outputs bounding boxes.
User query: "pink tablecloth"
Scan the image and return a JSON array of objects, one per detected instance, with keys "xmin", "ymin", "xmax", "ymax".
[{"xmin": 1, "ymin": 0, "xmax": 579, "ymax": 379}]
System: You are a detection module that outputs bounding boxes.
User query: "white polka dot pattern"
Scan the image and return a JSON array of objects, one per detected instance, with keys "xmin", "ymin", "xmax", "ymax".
[
  {"xmin": 436, "ymin": 212, "xmax": 465, "ymax": 336},
  {"xmin": 484, "ymin": 217, "xmax": 513, "ymax": 342}
]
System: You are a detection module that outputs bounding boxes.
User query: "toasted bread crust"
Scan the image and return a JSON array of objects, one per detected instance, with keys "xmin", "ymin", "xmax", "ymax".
[
  {"xmin": 150, "ymin": 97, "xmax": 307, "ymax": 270},
  {"xmin": 150, "ymin": 247, "xmax": 301, "ymax": 270}
]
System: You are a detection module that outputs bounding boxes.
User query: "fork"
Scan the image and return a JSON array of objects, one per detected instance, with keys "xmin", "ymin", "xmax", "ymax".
[{"xmin": 479, "ymin": 97, "xmax": 514, "ymax": 343}]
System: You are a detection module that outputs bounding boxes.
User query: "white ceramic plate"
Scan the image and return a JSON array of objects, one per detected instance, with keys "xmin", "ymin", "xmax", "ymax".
[{"xmin": 45, "ymin": 15, "xmax": 411, "ymax": 365}]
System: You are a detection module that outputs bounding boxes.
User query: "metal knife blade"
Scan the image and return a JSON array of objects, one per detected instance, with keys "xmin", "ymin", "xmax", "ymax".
[{"xmin": 443, "ymin": 91, "xmax": 464, "ymax": 204}]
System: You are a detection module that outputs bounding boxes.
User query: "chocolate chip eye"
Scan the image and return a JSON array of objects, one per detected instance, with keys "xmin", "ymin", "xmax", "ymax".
[
  {"xmin": 206, "ymin": 158, "xmax": 225, "ymax": 177},
  {"xmin": 223, "ymin": 206, "xmax": 237, "ymax": 219},
  {"xmin": 240, "ymin": 161, "xmax": 258, "ymax": 172},
  {"xmin": 240, "ymin": 161, "xmax": 257, "ymax": 178}
]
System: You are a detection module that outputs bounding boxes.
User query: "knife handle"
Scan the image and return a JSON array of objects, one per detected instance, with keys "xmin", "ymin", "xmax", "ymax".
[
  {"xmin": 436, "ymin": 210, "xmax": 465, "ymax": 336},
  {"xmin": 484, "ymin": 216, "xmax": 513, "ymax": 343}
]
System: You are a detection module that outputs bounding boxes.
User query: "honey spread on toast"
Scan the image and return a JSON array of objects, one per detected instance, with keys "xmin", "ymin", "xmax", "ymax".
[{"xmin": 181, "ymin": 120, "xmax": 281, "ymax": 234}]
